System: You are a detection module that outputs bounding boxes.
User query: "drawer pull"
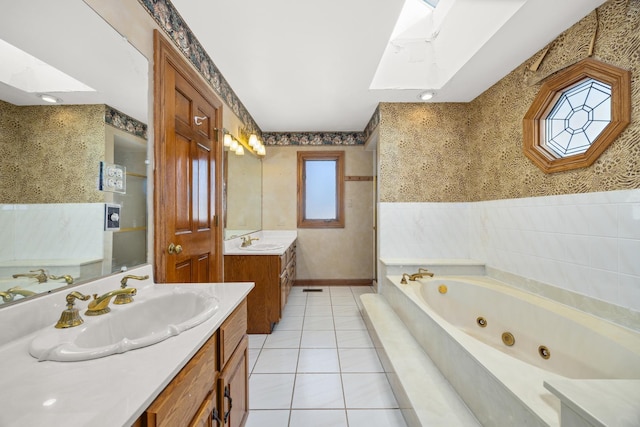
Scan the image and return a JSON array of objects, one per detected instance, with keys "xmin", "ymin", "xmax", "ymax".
[
  {"xmin": 212, "ymin": 407, "xmax": 222, "ymax": 424},
  {"xmin": 223, "ymin": 385, "xmax": 233, "ymax": 424}
]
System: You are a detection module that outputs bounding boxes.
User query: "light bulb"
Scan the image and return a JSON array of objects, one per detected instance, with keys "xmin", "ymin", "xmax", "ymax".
[{"xmin": 223, "ymin": 134, "xmax": 232, "ymax": 147}]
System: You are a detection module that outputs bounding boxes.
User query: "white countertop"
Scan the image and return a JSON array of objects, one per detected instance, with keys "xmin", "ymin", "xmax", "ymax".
[
  {"xmin": 0, "ymin": 265, "xmax": 253, "ymax": 427},
  {"xmin": 224, "ymin": 230, "xmax": 297, "ymax": 256}
]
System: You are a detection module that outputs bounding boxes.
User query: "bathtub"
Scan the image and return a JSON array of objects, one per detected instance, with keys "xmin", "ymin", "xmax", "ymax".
[{"xmin": 380, "ymin": 275, "xmax": 640, "ymax": 426}]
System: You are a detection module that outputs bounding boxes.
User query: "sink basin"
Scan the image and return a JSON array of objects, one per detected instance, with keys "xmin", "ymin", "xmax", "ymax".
[
  {"xmin": 29, "ymin": 288, "xmax": 219, "ymax": 362},
  {"xmin": 240, "ymin": 243, "xmax": 284, "ymax": 251}
]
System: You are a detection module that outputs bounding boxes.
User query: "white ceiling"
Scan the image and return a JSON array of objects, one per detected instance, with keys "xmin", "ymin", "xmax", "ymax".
[
  {"xmin": 0, "ymin": 0, "xmax": 606, "ymax": 133},
  {"xmin": 171, "ymin": 0, "xmax": 606, "ymax": 132}
]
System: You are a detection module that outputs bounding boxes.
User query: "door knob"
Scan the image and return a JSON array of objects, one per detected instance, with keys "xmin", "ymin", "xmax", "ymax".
[{"xmin": 168, "ymin": 243, "xmax": 183, "ymax": 254}]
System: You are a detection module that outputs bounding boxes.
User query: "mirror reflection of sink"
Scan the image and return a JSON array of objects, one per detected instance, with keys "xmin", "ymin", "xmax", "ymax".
[
  {"xmin": 240, "ymin": 243, "xmax": 285, "ymax": 251},
  {"xmin": 29, "ymin": 288, "xmax": 219, "ymax": 362}
]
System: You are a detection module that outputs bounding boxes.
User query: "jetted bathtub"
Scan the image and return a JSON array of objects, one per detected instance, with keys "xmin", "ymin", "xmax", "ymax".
[{"xmin": 380, "ymin": 275, "xmax": 640, "ymax": 426}]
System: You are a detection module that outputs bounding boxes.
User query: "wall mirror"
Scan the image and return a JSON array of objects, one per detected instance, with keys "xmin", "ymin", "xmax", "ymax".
[
  {"xmin": 523, "ymin": 58, "xmax": 631, "ymax": 173},
  {"xmin": 0, "ymin": 0, "xmax": 149, "ymax": 307},
  {"xmin": 224, "ymin": 146, "xmax": 262, "ymax": 240}
]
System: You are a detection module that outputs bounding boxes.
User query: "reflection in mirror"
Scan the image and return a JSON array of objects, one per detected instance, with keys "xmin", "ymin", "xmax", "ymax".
[
  {"xmin": 224, "ymin": 148, "xmax": 262, "ymax": 240},
  {"xmin": 0, "ymin": 0, "xmax": 148, "ymax": 306}
]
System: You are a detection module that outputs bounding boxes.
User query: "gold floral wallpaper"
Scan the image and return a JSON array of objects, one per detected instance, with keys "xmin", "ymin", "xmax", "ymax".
[
  {"xmin": 0, "ymin": 101, "xmax": 105, "ymax": 203},
  {"xmin": 379, "ymin": 0, "xmax": 640, "ymax": 202}
]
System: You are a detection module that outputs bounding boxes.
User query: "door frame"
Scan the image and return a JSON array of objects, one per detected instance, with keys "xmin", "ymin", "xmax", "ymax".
[{"xmin": 153, "ymin": 30, "xmax": 224, "ymax": 283}]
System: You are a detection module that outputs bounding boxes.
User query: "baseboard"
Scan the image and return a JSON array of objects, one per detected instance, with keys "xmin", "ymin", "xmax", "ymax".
[{"xmin": 294, "ymin": 279, "xmax": 374, "ymax": 287}]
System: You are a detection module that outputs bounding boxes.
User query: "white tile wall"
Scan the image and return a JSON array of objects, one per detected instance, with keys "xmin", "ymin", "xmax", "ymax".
[
  {"xmin": 379, "ymin": 189, "xmax": 640, "ymax": 312},
  {"xmin": 0, "ymin": 204, "xmax": 104, "ymax": 262}
]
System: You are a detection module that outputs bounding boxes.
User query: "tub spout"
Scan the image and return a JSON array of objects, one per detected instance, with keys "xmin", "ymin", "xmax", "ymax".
[
  {"xmin": 12, "ymin": 268, "xmax": 48, "ymax": 283},
  {"xmin": 403, "ymin": 268, "xmax": 435, "ymax": 283}
]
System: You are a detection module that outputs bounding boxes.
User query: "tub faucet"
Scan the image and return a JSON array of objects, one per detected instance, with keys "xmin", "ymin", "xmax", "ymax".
[
  {"xmin": 12, "ymin": 268, "xmax": 48, "ymax": 283},
  {"xmin": 401, "ymin": 268, "xmax": 434, "ymax": 284},
  {"xmin": 241, "ymin": 235, "xmax": 259, "ymax": 247},
  {"xmin": 85, "ymin": 288, "xmax": 137, "ymax": 316}
]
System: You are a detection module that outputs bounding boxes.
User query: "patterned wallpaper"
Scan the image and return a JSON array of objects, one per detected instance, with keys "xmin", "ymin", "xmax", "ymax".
[
  {"xmin": 379, "ymin": 0, "xmax": 640, "ymax": 202},
  {"xmin": 263, "ymin": 132, "xmax": 365, "ymax": 146},
  {"xmin": 1, "ymin": 102, "xmax": 111, "ymax": 204}
]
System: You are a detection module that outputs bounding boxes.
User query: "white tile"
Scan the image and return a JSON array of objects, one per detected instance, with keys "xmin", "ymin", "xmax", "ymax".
[
  {"xmin": 253, "ymin": 348, "xmax": 299, "ymax": 373},
  {"xmin": 287, "ymin": 295, "xmax": 307, "ymax": 306},
  {"xmin": 248, "ymin": 348, "xmax": 260, "ymax": 374},
  {"xmin": 250, "ymin": 373, "xmax": 295, "ymax": 409},
  {"xmin": 332, "ymin": 305, "xmax": 362, "ymax": 317},
  {"xmin": 619, "ymin": 203, "xmax": 640, "ymax": 239},
  {"xmin": 248, "ymin": 334, "xmax": 267, "ymax": 349},
  {"xmin": 245, "ymin": 410, "xmax": 290, "ymax": 427},
  {"xmin": 333, "ymin": 316, "xmax": 366, "ymax": 330},
  {"xmin": 303, "ymin": 316, "xmax": 335, "ymax": 331},
  {"xmin": 331, "ymin": 296, "xmax": 358, "ymax": 306},
  {"xmin": 274, "ymin": 316, "xmax": 304, "ymax": 331},
  {"xmin": 283, "ymin": 304, "xmax": 306, "ymax": 317},
  {"xmin": 336, "ymin": 330, "xmax": 374, "ymax": 348},
  {"xmin": 305, "ymin": 305, "xmax": 333, "ymax": 317},
  {"xmin": 289, "ymin": 410, "xmax": 348, "ymax": 427},
  {"xmin": 301, "ymin": 330, "xmax": 337, "ymax": 348},
  {"xmin": 350, "ymin": 286, "xmax": 374, "ymax": 295},
  {"xmin": 342, "ymin": 373, "xmax": 398, "ymax": 409},
  {"xmin": 329, "ymin": 287, "xmax": 354, "ymax": 296},
  {"xmin": 338, "ymin": 348, "xmax": 383, "ymax": 372},
  {"xmin": 619, "ymin": 239, "xmax": 640, "ymax": 276},
  {"xmin": 347, "ymin": 409, "xmax": 408, "ymax": 427},
  {"xmin": 263, "ymin": 330, "xmax": 302, "ymax": 349},
  {"xmin": 292, "ymin": 374, "xmax": 345, "ymax": 409},
  {"xmin": 306, "ymin": 295, "xmax": 332, "ymax": 305},
  {"xmin": 297, "ymin": 348, "xmax": 340, "ymax": 373}
]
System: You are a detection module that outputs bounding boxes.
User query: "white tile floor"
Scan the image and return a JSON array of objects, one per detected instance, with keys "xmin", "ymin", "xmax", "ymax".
[{"xmin": 245, "ymin": 286, "xmax": 408, "ymax": 427}]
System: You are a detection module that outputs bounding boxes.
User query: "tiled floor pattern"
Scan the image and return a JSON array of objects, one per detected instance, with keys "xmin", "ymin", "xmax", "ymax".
[{"xmin": 245, "ymin": 285, "xmax": 408, "ymax": 427}]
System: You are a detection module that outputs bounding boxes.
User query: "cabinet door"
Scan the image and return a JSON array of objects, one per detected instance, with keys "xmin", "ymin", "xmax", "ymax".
[
  {"xmin": 189, "ymin": 390, "xmax": 222, "ymax": 427},
  {"xmin": 145, "ymin": 333, "xmax": 218, "ymax": 427},
  {"xmin": 219, "ymin": 336, "xmax": 248, "ymax": 427}
]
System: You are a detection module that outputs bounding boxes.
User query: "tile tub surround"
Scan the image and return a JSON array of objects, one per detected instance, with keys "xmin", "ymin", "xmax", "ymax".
[
  {"xmin": 378, "ymin": 275, "xmax": 640, "ymax": 427},
  {"xmin": 0, "ymin": 265, "xmax": 253, "ymax": 427},
  {"xmin": 245, "ymin": 285, "xmax": 409, "ymax": 427},
  {"xmin": 378, "ymin": 189, "xmax": 640, "ymax": 327}
]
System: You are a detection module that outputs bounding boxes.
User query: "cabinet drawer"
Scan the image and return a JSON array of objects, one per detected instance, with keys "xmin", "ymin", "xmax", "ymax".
[
  {"xmin": 189, "ymin": 390, "xmax": 215, "ymax": 427},
  {"xmin": 220, "ymin": 300, "xmax": 247, "ymax": 367},
  {"xmin": 145, "ymin": 332, "xmax": 218, "ymax": 427}
]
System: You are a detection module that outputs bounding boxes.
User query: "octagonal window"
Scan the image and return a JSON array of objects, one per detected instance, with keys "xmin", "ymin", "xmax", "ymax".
[
  {"xmin": 543, "ymin": 78, "xmax": 612, "ymax": 158},
  {"xmin": 523, "ymin": 58, "xmax": 630, "ymax": 173}
]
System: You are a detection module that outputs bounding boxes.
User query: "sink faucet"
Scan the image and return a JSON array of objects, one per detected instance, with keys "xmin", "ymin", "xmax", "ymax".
[
  {"xmin": 115, "ymin": 274, "xmax": 149, "ymax": 304},
  {"xmin": 85, "ymin": 288, "xmax": 137, "ymax": 316},
  {"xmin": 240, "ymin": 235, "xmax": 259, "ymax": 247},
  {"xmin": 12, "ymin": 268, "xmax": 48, "ymax": 283},
  {"xmin": 0, "ymin": 287, "xmax": 37, "ymax": 303}
]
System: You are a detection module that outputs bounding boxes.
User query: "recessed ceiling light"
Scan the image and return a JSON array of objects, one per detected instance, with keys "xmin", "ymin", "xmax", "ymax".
[
  {"xmin": 418, "ymin": 91, "xmax": 434, "ymax": 101},
  {"xmin": 38, "ymin": 93, "xmax": 62, "ymax": 103}
]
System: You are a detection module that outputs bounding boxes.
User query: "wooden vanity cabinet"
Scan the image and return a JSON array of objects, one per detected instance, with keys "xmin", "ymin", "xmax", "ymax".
[
  {"xmin": 134, "ymin": 300, "xmax": 248, "ymax": 427},
  {"xmin": 224, "ymin": 240, "xmax": 296, "ymax": 333}
]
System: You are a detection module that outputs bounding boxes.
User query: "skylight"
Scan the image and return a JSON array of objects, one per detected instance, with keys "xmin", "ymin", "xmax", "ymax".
[
  {"xmin": 0, "ymin": 38, "xmax": 94, "ymax": 94},
  {"xmin": 421, "ymin": 0, "xmax": 439, "ymax": 7}
]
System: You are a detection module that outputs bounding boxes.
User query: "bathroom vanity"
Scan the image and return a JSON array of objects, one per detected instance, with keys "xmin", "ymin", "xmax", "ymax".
[
  {"xmin": 0, "ymin": 265, "xmax": 253, "ymax": 427},
  {"xmin": 224, "ymin": 231, "xmax": 297, "ymax": 333}
]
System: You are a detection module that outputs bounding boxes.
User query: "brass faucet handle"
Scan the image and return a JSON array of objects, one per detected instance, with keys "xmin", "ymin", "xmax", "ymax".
[
  {"xmin": 120, "ymin": 274, "xmax": 150, "ymax": 288},
  {"xmin": 55, "ymin": 292, "xmax": 90, "ymax": 329},
  {"xmin": 50, "ymin": 274, "xmax": 74, "ymax": 284},
  {"xmin": 66, "ymin": 291, "xmax": 91, "ymax": 307},
  {"xmin": 400, "ymin": 273, "xmax": 411, "ymax": 284}
]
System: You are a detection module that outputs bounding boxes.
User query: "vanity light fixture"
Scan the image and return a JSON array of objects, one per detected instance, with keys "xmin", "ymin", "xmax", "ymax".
[
  {"xmin": 235, "ymin": 145, "xmax": 245, "ymax": 155},
  {"xmin": 229, "ymin": 139, "xmax": 239, "ymax": 151},
  {"xmin": 249, "ymin": 134, "xmax": 259, "ymax": 148},
  {"xmin": 223, "ymin": 133, "xmax": 233, "ymax": 147},
  {"xmin": 38, "ymin": 93, "xmax": 63, "ymax": 103},
  {"xmin": 418, "ymin": 91, "xmax": 434, "ymax": 101}
]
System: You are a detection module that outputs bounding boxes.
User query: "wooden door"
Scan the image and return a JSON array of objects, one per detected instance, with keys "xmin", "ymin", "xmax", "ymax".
[{"xmin": 154, "ymin": 30, "xmax": 223, "ymax": 283}]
